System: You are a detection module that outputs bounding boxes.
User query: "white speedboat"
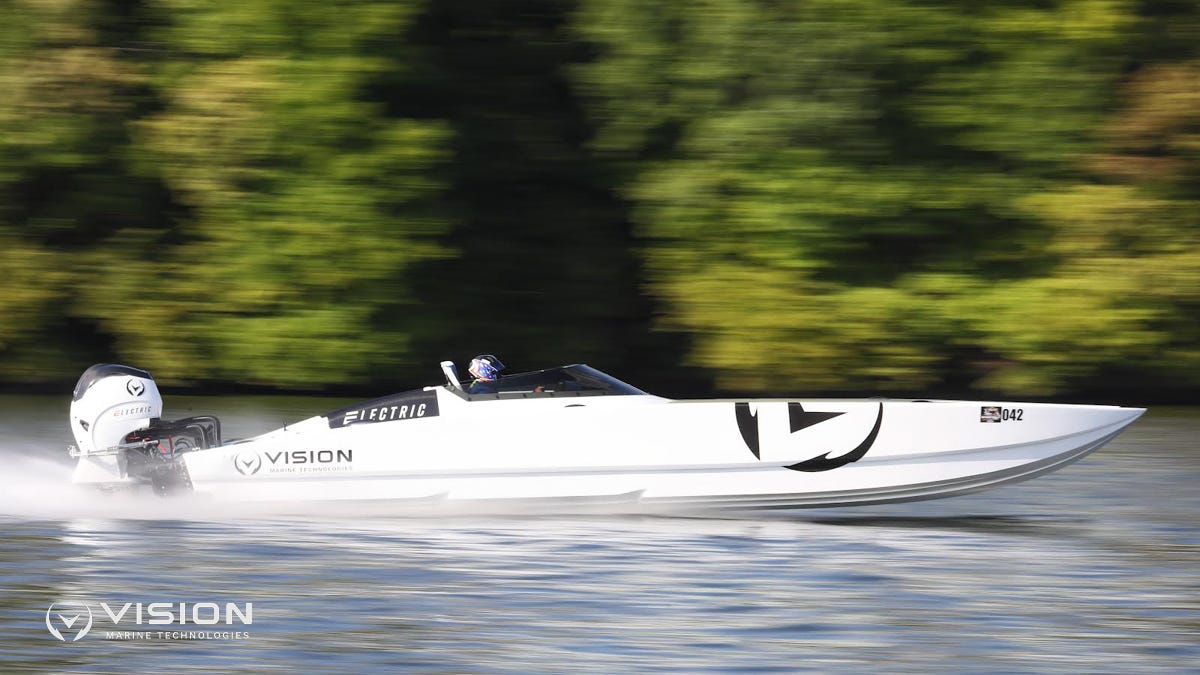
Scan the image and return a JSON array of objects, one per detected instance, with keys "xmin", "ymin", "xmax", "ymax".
[{"xmin": 68, "ymin": 361, "xmax": 1144, "ymax": 510}]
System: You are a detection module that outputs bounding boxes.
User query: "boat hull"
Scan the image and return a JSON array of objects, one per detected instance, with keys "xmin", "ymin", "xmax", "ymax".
[{"xmin": 173, "ymin": 393, "xmax": 1144, "ymax": 510}]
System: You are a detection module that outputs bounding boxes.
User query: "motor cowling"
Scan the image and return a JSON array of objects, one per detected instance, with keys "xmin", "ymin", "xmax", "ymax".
[{"xmin": 70, "ymin": 364, "xmax": 162, "ymax": 455}]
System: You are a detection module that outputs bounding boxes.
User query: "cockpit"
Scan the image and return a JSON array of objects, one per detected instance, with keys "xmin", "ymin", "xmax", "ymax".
[{"xmin": 451, "ymin": 364, "xmax": 647, "ymax": 400}]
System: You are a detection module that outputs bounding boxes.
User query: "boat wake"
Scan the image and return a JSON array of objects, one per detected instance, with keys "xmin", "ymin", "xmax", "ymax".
[
  {"xmin": 0, "ymin": 445, "xmax": 693, "ymax": 522},
  {"xmin": 0, "ymin": 451, "xmax": 100, "ymax": 520},
  {"xmin": 0, "ymin": 446, "xmax": 296, "ymax": 521}
]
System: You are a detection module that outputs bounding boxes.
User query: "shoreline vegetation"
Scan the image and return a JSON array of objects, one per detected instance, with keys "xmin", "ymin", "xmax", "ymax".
[{"xmin": 2, "ymin": 1, "xmax": 1197, "ymax": 402}]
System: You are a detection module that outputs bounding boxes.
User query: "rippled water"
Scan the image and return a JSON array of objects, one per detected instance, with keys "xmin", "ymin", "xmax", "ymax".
[{"xmin": 0, "ymin": 396, "xmax": 1196, "ymax": 673}]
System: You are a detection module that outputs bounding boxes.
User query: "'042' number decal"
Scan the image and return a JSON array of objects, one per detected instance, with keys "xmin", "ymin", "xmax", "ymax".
[{"xmin": 981, "ymin": 406, "xmax": 1024, "ymax": 423}]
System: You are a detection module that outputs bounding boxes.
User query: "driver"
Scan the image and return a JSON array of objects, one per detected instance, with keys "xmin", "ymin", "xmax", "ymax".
[{"xmin": 467, "ymin": 354, "xmax": 505, "ymax": 394}]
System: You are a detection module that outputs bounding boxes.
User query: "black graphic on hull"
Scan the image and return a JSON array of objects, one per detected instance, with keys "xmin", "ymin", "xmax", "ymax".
[
  {"xmin": 733, "ymin": 401, "xmax": 884, "ymax": 472},
  {"xmin": 788, "ymin": 402, "xmax": 843, "ymax": 433},
  {"xmin": 734, "ymin": 402, "xmax": 760, "ymax": 459},
  {"xmin": 784, "ymin": 403, "xmax": 883, "ymax": 472}
]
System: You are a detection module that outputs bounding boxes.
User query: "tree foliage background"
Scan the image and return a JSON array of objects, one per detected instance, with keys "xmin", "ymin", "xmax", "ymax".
[{"xmin": 1, "ymin": 0, "xmax": 1197, "ymax": 398}]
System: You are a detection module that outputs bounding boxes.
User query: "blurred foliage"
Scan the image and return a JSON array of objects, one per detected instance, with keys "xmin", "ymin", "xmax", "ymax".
[
  {"xmin": 83, "ymin": 1, "xmax": 452, "ymax": 387},
  {"xmin": 0, "ymin": 0, "xmax": 1197, "ymax": 397},
  {"xmin": 573, "ymin": 0, "xmax": 1200, "ymax": 395}
]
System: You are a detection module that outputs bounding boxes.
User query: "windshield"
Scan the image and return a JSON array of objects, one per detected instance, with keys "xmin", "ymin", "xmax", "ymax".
[{"xmin": 463, "ymin": 364, "xmax": 646, "ymax": 399}]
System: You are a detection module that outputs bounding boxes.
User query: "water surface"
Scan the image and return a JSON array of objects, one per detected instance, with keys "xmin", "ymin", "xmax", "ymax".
[{"xmin": 0, "ymin": 397, "xmax": 1196, "ymax": 673}]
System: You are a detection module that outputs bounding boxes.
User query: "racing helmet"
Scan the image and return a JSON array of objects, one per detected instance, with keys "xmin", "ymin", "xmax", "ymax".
[{"xmin": 468, "ymin": 354, "xmax": 505, "ymax": 382}]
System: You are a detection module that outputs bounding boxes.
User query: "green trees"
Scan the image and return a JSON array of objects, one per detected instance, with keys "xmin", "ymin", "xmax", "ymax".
[
  {"xmin": 387, "ymin": 0, "xmax": 657, "ymax": 380},
  {"xmin": 0, "ymin": 0, "xmax": 1196, "ymax": 396},
  {"xmin": 1, "ymin": 1, "xmax": 453, "ymax": 387},
  {"xmin": 79, "ymin": 1, "xmax": 452, "ymax": 386},
  {"xmin": 0, "ymin": 0, "xmax": 161, "ymax": 380},
  {"xmin": 573, "ymin": 0, "xmax": 1200, "ymax": 395}
]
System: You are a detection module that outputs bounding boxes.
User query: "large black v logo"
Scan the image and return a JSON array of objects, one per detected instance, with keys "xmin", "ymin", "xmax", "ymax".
[
  {"xmin": 788, "ymin": 402, "xmax": 843, "ymax": 433},
  {"xmin": 734, "ymin": 402, "xmax": 760, "ymax": 459},
  {"xmin": 784, "ymin": 402, "xmax": 883, "ymax": 472},
  {"xmin": 734, "ymin": 401, "xmax": 883, "ymax": 471}
]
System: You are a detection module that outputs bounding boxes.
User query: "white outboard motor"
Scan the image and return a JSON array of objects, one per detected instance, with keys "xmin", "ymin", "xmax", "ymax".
[
  {"xmin": 71, "ymin": 364, "xmax": 163, "ymax": 454},
  {"xmin": 69, "ymin": 364, "xmax": 221, "ymax": 494},
  {"xmin": 69, "ymin": 364, "xmax": 162, "ymax": 487}
]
